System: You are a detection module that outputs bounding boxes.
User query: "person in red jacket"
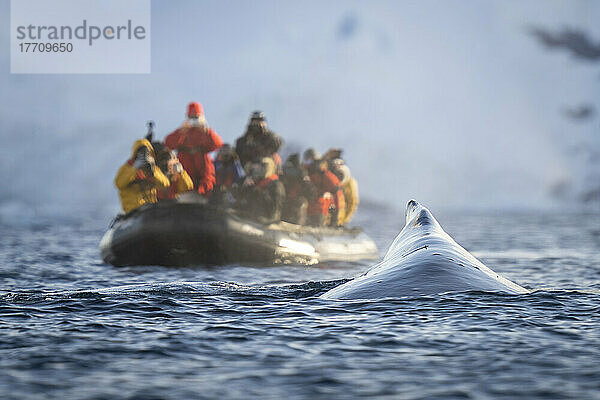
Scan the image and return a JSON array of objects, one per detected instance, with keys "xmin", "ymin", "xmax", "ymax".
[
  {"xmin": 164, "ymin": 102, "xmax": 223, "ymax": 195},
  {"xmin": 306, "ymin": 157, "xmax": 345, "ymax": 227}
]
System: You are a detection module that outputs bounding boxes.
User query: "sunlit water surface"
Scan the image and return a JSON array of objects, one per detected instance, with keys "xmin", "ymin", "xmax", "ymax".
[{"xmin": 1, "ymin": 205, "xmax": 599, "ymax": 399}]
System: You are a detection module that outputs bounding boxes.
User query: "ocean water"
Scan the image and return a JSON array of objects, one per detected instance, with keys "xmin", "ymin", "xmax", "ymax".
[{"xmin": 1, "ymin": 204, "xmax": 599, "ymax": 399}]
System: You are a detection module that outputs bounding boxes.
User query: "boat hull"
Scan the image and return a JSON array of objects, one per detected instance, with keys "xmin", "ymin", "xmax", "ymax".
[{"xmin": 100, "ymin": 201, "xmax": 377, "ymax": 267}]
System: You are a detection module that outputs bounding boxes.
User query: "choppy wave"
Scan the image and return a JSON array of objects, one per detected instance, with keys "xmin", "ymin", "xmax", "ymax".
[
  {"xmin": 2, "ymin": 284, "xmax": 599, "ymax": 399},
  {"xmin": 1, "ymin": 208, "xmax": 600, "ymax": 398}
]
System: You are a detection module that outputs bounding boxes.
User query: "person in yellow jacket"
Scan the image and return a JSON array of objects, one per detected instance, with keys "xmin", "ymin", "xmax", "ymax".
[
  {"xmin": 331, "ymin": 159, "xmax": 359, "ymax": 225},
  {"xmin": 152, "ymin": 141, "xmax": 194, "ymax": 200},
  {"xmin": 115, "ymin": 139, "xmax": 171, "ymax": 213}
]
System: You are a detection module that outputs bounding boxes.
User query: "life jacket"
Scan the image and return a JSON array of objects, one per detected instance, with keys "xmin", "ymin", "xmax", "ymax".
[
  {"xmin": 307, "ymin": 170, "xmax": 345, "ymax": 219},
  {"xmin": 257, "ymin": 174, "xmax": 279, "ymax": 188},
  {"xmin": 156, "ymin": 170, "xmax": 194, "ymax": 200}
]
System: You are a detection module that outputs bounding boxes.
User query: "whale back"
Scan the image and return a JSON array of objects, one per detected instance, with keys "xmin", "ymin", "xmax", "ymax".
[{"xmin": 321, "ymin": 200, "xmax": 528, "ymax": 299}]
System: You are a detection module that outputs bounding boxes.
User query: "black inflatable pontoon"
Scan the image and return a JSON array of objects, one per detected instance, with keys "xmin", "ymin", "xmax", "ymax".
[{"xmin": 100, "ymin": 195, "xmax": 378, "ymax": 267}]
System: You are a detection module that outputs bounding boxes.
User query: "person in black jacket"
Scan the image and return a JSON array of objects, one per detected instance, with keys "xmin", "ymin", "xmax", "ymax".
[
  {"xmin": 280, "ymin": 153, "xmax": 315, "ymax": 225},
  {"xmin": 235, "ymin": 111, "xmax": 283, "ymax": 168},
  {"xmin": 236, "ymin": 157, "xmax": 285, "ymax": 224}
]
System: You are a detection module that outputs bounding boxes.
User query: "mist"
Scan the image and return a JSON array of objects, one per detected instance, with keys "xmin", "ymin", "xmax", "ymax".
[{"xmin": 1, "ymin": 0, "xmax": 599, "ymax": 221}]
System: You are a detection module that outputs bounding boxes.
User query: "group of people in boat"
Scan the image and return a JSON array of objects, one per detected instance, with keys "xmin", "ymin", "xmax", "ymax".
[{"xmin": 114, "ymin": 102, "xmax": 359, "ymax": 227}]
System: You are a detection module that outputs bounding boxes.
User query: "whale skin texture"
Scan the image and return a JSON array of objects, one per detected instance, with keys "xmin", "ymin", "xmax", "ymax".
[{"xmin": 321, "ymin": 200, "xmax": 529, "ymax": 299}]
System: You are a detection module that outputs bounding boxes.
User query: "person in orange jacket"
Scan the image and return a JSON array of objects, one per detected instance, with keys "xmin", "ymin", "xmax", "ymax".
[
  {"xmin": 114, "ymin": 139, "xmax": 171, "ymax": 213},
  {"xmin": 306, "ymin": 157, "xmax": 345, "ymax": 227},
  {"xmin": 164, "ymin": 102, "xmax": 223, "ymax": 195}
]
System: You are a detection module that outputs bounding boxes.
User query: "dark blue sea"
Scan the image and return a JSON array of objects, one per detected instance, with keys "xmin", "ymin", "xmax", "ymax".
[{"xmin": 1, "ymin": 204, "xmax": 599, "ymax": 399}]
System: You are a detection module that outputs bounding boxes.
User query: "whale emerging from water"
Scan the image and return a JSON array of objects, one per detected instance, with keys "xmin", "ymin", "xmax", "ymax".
[{"xmin": 322, "ymin": 200, "xmax": 528, "ymax": 299}]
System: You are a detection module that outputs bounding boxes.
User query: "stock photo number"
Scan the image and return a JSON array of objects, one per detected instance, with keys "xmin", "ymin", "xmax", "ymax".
[{"xmin": 19, "ymin": 42, "xmax": 73, "ymax": 53}]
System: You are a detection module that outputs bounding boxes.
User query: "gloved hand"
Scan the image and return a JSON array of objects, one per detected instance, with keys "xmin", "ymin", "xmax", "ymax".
[
  {"xmin": 167, "ymin": 159, "xmax": 183, "ymax": 175},
  {"xmin": 133, "ymin": 155, "xmax": 147, "ymax": 170},
  {"xmin": 136, "ymin": 161, "xmax": 154, "ymax": 177}
]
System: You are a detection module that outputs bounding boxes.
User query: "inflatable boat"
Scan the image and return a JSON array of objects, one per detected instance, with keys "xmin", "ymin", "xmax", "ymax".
[{"xmin": 100, "ymin": 195, "xmax": 378, "ymax": 267}]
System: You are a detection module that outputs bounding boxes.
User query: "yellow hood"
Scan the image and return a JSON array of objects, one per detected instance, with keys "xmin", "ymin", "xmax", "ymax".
[{"xmin": 130, "ymin": 139, "xmax": 155, "ymax": 159}]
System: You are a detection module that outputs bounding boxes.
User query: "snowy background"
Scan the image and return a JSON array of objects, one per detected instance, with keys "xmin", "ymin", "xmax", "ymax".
[{"xmin": 1, "ymin": 0, "xmax": 599, "ymax": 220}]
